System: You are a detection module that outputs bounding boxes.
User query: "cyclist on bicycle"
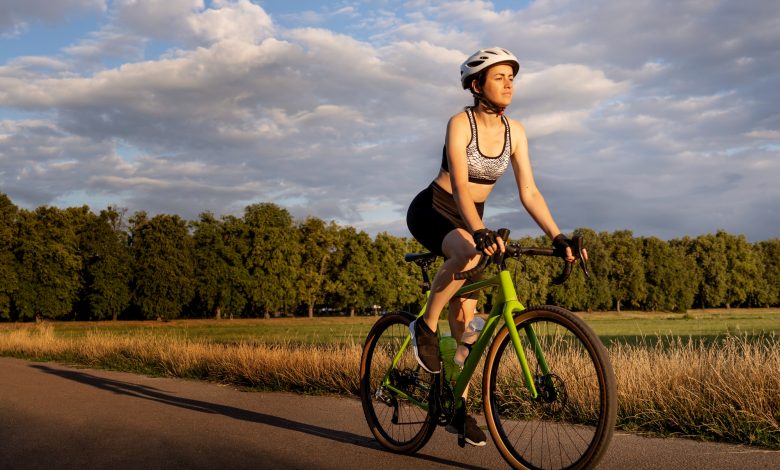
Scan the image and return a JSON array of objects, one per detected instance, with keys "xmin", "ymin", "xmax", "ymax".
[{"xmin": 406, "ymin": 47, "xmax": 578, "ymax": 446}]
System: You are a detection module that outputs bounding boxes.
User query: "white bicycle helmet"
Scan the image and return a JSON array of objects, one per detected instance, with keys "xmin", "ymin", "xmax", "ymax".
[{"xmin": 460, "ymin": 47, "xmax": 520, "ymax": 89}]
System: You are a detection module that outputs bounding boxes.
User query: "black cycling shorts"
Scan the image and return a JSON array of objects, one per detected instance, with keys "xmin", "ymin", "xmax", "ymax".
[{"xmin": 406, "ymin": 182, "xmax": 484, "ymax": 257}]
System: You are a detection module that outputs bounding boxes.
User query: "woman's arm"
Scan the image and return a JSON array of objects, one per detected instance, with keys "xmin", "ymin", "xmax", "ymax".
[
  {"xmin": 508, "ymin": 119, "xmax": 564, "ymax": 240},
  {"xmin": 446, "ymin": 113, "xmax": 485, "ymax": 233}
]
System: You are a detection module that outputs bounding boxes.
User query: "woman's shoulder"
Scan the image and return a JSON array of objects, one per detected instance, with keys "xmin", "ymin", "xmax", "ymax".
[
  {"xmin": 504, "ymin": 115, "xmax": 527, "ymax": 138},
  {"xmin": 446, "ymin": 109, "xmax": 471, "ymax": 131},
  {"xmin": 448, "ymin": 109, "xmax": 470, "ymax": 122}
]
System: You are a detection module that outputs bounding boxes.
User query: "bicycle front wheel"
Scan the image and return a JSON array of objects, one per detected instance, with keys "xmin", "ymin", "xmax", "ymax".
[
  {"xmin": 483, "ymin": 305, "xmax": 617, "ymax": 470},
  {"xmin": 359, "ymin": 312, "xmax": 436, "ymax": 453}
]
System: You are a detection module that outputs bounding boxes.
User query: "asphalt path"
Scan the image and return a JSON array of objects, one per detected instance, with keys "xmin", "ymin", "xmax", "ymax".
[{"xmin": 1, "ymin": 357, "xmax": 778, "ymax": 470}]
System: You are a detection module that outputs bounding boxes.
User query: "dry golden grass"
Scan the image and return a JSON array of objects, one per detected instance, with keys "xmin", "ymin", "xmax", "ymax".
[
  {"xmin": 1, "ymin": 323, "xmax": 778, "ymax": 448},
  {"xmin": 0, "ymin": 323, "xmax": 363, "ymax": 394},
  {"xmin": 611, "ymin": 335, "xmax": 780, "ymax": 446}
]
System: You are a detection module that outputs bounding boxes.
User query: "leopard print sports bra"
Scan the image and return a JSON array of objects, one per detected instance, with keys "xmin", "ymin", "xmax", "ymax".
[{"xmin": 440, "ymin": 107, "xmax": 512, "ymax": 185}]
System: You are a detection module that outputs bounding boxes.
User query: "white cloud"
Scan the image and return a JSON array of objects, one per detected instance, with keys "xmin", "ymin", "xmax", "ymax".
[
  {"xmin": 516, "ymin": 64, "xmax": 628, "ymax": 119},
  {"xmin": 63, "ymin": 26, "xmax": 146, "ymax": 66},
  {"xmin": 113, "ymin": 0, "xmax": 204, "ymax": 41},
  {"xmin": 524, "ymin": 110, "xmax": 589, "ymax": 138},
  {"xmin": 62, "ymin": 0, "xmax": 275, "ymax": 66},
  {"xmin": 0, "ymin": 0, "xmax": 778, "ymax": 240},
  {"xmin": 0, "ymin": 0, "xmax": 105, "ymax": 35},
  {"xmin": 115, "ymin": 0, "xmax": 273, "ymax": 45},
  {"xmin": 186, "ymin": 0, "xmax": 275, "ymax": 44},
  {"xmin": 744, "ymin": 129, "xmax": 780, "ymax": 140}
]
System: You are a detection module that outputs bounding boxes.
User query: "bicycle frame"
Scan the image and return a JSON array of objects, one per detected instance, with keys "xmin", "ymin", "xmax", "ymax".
[
  {"xmin": 382, "ymin": 267, "xmax": 548, "ymax": 412},
  {"xmin": 450, "ymin": 269, "xmax": 545, "ymax": 402}
]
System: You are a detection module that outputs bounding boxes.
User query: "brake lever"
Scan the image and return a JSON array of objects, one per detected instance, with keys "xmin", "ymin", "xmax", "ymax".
[
  {"xmin": 494, "ymin": 228, "xmax": 511, "ymax": 265},
  {"xmin": 574, "ymin": 235, "xmax": 591, "ymax": 278},
  {"xmin": 552, "ymin": 234, "xmax": 590, "ymax": 285}
]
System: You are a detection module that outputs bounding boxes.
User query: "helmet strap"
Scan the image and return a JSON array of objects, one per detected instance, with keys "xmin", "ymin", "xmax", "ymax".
[{"xmin": 474, "ymin": 93, "xmax": 505, "ymax": 116}]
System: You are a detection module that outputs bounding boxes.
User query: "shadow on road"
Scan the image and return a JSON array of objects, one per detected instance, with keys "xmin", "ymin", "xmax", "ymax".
[{"xmin": 31, "ymin": 364, "xmax": 486, "ymax": 470}]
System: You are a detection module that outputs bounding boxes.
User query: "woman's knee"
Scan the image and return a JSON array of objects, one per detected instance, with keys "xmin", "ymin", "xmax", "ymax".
[{"xmin": 442, "ymin": 230, "xmax": 479, "ymax": 268}]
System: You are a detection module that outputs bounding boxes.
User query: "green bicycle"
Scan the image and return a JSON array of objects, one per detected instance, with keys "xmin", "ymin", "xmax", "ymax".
[{"xmin": 359, "ymin": 230, "xmax": 617, "ymax": 470}]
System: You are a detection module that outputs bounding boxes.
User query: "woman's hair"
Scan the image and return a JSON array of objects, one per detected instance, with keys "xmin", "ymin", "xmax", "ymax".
[{"xmin": 470, "ymin": 72, "xmax": 489, "ymax": 107}]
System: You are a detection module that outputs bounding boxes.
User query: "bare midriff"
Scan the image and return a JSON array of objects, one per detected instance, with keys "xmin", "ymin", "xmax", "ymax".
[{"xmin": 432, "ymin": 170, "xmax": 496, "ymax": 205}]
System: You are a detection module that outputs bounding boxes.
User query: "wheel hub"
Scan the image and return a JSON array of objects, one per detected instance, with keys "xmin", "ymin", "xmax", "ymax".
[{"xmin": 534, "ymin": 373, "xmax": 568, "ymax": 415}]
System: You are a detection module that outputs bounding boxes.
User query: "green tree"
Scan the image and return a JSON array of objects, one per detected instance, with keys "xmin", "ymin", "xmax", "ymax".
[
  {"xmin": 129, "ymin": 212, "xmax": 195, "ymax": 320},
  {"xmin": 721, "ymin": 232, "xmax": 761, "ymax": 308},
  {"xmin": 369, "ymin": 232, "xmax": 420, "ymax": 313},
  {"xmin": 191, "ymin": 213, "xmax": 248, "ymax": 319},
  {"xmin": 399, "ymin": 237, "xmax": 431, "ymax": 311},
  {"xmin": 755, "ymin": 239, "xmax": 780, "ymax": 307},
  {"xmin": 508, "ymin": 235, "xmax": 552, "ymax": 307},
  {"xmin": 689, "ymin": 232, "xmax": 729, "ymax": 308},
  {"xmin": 641, "ymin": 237, "xmax": 696, "ymax": 312},
  {"xmin": 642, "ymin": 236, "xmax": 673, "ymax": 311},
  {"xmin": 672, "ymin": 241, "xmax": 697, "ymax": 312},
  {"xmin": 574, "ymin": 228, "xmax": 612, "ymax": 311},
  {"xmin": 397, "ymin": 237, "xmax": 436, "ymax": 313},
  {"xmin": 0, "ymin": 194, "xmax": 18, "ymax": 319},
  {"xmin": 329, "ymin": 227, "xmax": 374, "ymax": 316},
  {"xmin": 13, "ymin": 206, "xmax": 83, "ymax": 320},
  {"xmin": 78, "ymin": 208, "xmax": 132, "ymax": 320},
  {"xmin": 243, "ymin": 203, "xmax": 300, "ymax": 318},
  {"xmin": 297, "ymin": 217, "xmax": 338, "ymax": 317},
  {"xmin": 603, "ymin": 230, "xmax": 646, "ymax": 312}
]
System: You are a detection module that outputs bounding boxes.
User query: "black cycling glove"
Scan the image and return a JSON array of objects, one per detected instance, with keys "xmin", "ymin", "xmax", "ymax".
[
  {"xmin": 473, "ymin": 228, "xmax": 497, "ymax": 253},
  {"xmin": 552, "ymin": 233, "xmax": 572, "ymax": 258}
]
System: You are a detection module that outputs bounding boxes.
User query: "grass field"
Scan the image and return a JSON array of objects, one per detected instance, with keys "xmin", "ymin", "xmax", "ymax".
[
  {"xmin": 1, "ymin": 308, "xmax": 779, "ymax": 449},
  {"xmin": 4, "ymin": 308, "xmax": 776, "ymax": 346},
  {"xmin": 585, "ymin": 308, "xmax": 780, "ymax": 346}
]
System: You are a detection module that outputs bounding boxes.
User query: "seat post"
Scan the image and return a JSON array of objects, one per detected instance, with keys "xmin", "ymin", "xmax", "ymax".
[
  {"xmin": 405, "ymin": 253, "xmax": 437, "ymax": 294},
  {"xmin": 419, "ymin": 265, "xmax": 431, "ymax": 294}
]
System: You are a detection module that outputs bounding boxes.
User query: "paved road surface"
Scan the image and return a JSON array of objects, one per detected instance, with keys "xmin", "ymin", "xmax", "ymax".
[{"xmin": 1, "ymin": 357, "xmax": 778, "ymax": 469}]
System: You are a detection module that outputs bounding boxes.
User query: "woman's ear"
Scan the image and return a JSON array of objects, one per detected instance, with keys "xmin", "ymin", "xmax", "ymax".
[{"xmin": 470, "ymin": 79, "xmax": 481, "ymax": 94}]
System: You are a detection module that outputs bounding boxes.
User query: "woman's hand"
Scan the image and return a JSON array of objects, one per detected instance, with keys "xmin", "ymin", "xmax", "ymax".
[
  {"xmin": 553, "ymin": 233, "xmax": 588, "ymax": 264},
  {"xmin": 473, "ymin": 228, "xmax": 506, "ymax": 256}
]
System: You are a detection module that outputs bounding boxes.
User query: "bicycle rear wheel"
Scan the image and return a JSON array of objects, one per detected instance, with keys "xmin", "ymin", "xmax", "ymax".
[
  {"xmin": 359, "ymin": 312, "xmax": 436, "ymax": 453},
  {"xmin": 483, "ymin": 305, "xmax": 617, "ymax": 470}
]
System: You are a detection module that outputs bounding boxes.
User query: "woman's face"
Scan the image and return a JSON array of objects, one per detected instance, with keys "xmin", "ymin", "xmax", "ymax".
[{"xmin": 476, "ymin": 63, "xmax": 515, "ymax": 107}]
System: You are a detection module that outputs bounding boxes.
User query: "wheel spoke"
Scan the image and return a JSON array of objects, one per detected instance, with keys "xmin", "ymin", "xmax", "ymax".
[
  {"xmin": 484, "ymin": 307, "xmax": 617, "ymax": 470},
  {"xmin": 359, "ymin": 314, "xmax": 436, "ymax": 453}
]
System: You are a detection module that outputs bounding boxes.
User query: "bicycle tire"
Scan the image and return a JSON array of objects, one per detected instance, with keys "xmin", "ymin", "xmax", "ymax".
[
  {"xmin": 359, "ymin": 312, "xmax": 437, "ymax": 453},
  {"xmin": 483, "ymin": 305, "xmax": 617, "ymax": 470}
]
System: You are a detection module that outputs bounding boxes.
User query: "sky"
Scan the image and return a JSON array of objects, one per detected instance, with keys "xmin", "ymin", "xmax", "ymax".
[{"xmin": 0, "ymin": 0, "xmax": 778, "ymax": 241}]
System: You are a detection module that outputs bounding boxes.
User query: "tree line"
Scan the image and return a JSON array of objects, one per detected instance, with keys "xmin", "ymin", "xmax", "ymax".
[{"xmin": 1, "ymin": 193, "xmax": 778, "ymax": 321}]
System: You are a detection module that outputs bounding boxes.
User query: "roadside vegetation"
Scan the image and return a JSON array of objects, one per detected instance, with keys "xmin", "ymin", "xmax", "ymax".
[
  {"xmin": 1, "ymin": 193, "xmax": 779, "ymax": 324},
  {"xmin": 1, "ymin": 311, "xmax": 778, "ymax": 449}
]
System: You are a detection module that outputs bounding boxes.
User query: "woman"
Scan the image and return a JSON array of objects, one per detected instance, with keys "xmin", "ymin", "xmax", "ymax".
[{"xmin": 406, "ymin": 47, "xmax": 578, "ymax": 446}]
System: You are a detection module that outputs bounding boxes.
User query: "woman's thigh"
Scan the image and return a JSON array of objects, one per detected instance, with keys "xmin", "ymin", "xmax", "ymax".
[{"xmin": 441, "ymin": 228, "xmax": 478, "ymax": 266}]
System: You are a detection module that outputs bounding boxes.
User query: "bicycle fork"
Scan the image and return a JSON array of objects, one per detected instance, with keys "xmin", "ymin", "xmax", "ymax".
[{"xmin": 498, "ymin": 271, "xmax": 551, "ymax": 401}]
